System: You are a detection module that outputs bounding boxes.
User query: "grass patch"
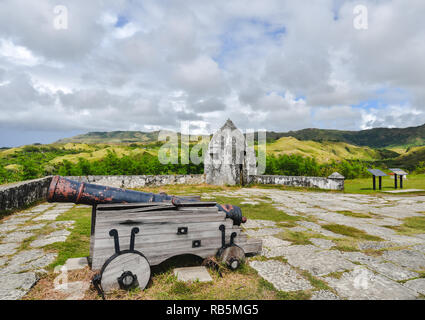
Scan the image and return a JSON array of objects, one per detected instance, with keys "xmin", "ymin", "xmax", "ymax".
[
  {"xmin": 275, "ymin": 290, "xmax": 312, "ymax": 300},
  {"xmin": 322, "ymin": 224, "xmax": 383, "ymax": 241},
  {"xmin": 99, "ymin": 262, "xmax": 281, "ymax": 300},
  {"xmin": 135, "ymin": 184, "xmax": 304, "ymax": 223},
  {"xmin": 387, "ymin": 216, "xmax": 425, "ymax": 235},
  {"xmin": 331, "ymin": 239, "xmax": 360, "ymax": 252},
  {"xmin": 246, "ymin": 183, "xmax": 339, "ymax": 194},
  {"xmin": 250, "ymin": 255, "xmax": 288, "ymax": 264},
  {"xmin": 276, "ymin": 221, "xmax": 298, "ymax": 228},
  {"xmin": 275, "ymin": 230, "xmax": 315, "ymax": 245},
  {"xmin": 258, "ymin": 278, "xmax": 311, "ymax": 300},
  {"xmin": 300, "ymin": 270, "xmax": 333, "ymax": 292},
  {"xmin": 335, "ymin": 211, "xmax": 374, "ymax": 219},
  {"xmin": 207, "ymin": 194, "xmax": 303, "ymax": 223},
  {"xmin": 344, "ymin": 174, "xmax": 425, "ymax": 195},
  {"xmin": 45, "ymin": 207, "xmax": 92, "ymax": 268},
  {"xmin": 325, "ymin": 271, "xmax": 349, "ymax": 279}
]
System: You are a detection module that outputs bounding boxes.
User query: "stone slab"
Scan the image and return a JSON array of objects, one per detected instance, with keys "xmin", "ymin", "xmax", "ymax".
[
  {"xmin": 0, "ymin": 242, "xmax": 20, "ymax": 256},
  {"xmin": 2, "ymin": 217, "xmax": 32, "ymax": 226},
  {"xmin": 63, "ymin": 257, "xmax": 88, "ymax": 271},
  {"xmin": 382, "ymin": 250, "xmax": 425, "ymax": 270},
  {"xmin": 412, "ymin": 244, "xmax": 425, "ymax": 254},
  {"xmin": 340, "ymin": 252, "xmax": 383, "ymax": 266},
  {"xmin": 310, "ymin": 290, "xmax": 340, "ymax": 300},
  {"xmin": 55, "ymin": 281, "xmax": 90, "ymax": 300},
  {"xmin": 18, "ymin": 223, "xmax": 47, "ymax": 232},
  {"xmin": 0, "ymin": 289, "xmax": 27, "ymax": 300},
  {"xmin": 174, "ymin": 266, "xmax": 213, "ymax": 283},
  {"xmin": 403, "ymin": 278, "xmax": 425, "ymax": 295},
  {"xmin": 265, "ymin": 244, "xmax": 318, "ymax": 259},
  {"xmin": 367, "ymin": 262, "xmax": 419, "ymax": 281},
  {"xmin": 310, "ymin": 238, "xmax": 335, "ymax": 249},
  {"xmin": 51, "ymin": 221, "xmax": 75, "ymax": 229},
  {"xmin": 30, "ymin": 230, "xmax": 71, "ymax": 248},
  {"xmin": 244, "ymin": 228, "xmax": 282, "ymax": 238},
  {"xmin": 5, "ymin": 249, "xmax": 44, "ymax": 266},
  {"xmin": 1, "ymin": 231, "xmax": 35, "ymax": 243},
  {"xmin": 297, "ymin": 221, "xmax": 345, "ymax": 238},
  {"xmin": 325, "ymin": 266, "xmax": 418, "ymax": 300},
  {"xmin": 33, "ymin": 213, "xmax": 62, "ymax": 221},
  {"xmin": 0, "ymin": 257, "xmax": 7, "ymax": 267},
  {"xmin": 0, "ymin": 224, "xmax": 18, "ymax": 233},
  {"xmin": 242, "ymin": 219, "xmax": 277, "ymax": 229},
  {"xmin": 267, "ymin": 245, "xmax": 355, "ymax": 276},
  {"xmin": 261, "ymin": 236, "xmax": 292, "ymax": 249},
  {"xmin": 383, "ymin": 189, "xmax": 425, "ymax": 194},
  {"xmin": 0, "ymin": 272, "xmax": 38, "ymax": 293},
  {"xmin": 358, "ymin": 241, "xmax": 396, "ymax": 251},
  {"xmin": 2, "ymin": 251, "xmax": 57, "ymax": 274},
  {"xmin": 249, "ymin": 260, "xmax": 313, "ymax": 292}
]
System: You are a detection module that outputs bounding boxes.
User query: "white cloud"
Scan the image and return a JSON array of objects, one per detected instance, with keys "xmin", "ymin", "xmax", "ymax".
[
  {"xmin": 0, "ymin": 39, "xmax": 42, "ymax": 66},
  {"xmin": 0, "ymin": 0, "xmax": 425, "ymax": 146}
]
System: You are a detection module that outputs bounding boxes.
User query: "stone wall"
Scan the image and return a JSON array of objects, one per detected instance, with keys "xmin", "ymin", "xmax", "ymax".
[
  {"xmin": 0, "ymin": 172, "xmax": 342, "ymax": 214},
  {"xmin": 0, "ymin": 177, "xmax": 53, "ymax": 214},
  {"xmin": 0, "ymin": 175, "xmax": 205, "ymax": 214},
  {"xmin": 249, "ymin": 174, "xmax": 345, "ymax": 191},
  {"xmin": 64, "ymin": 174, "xmax": 206, "ymax": 189}
]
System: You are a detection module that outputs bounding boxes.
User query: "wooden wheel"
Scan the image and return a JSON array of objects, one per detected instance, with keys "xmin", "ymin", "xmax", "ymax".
[
  {"xmin": 218, "ymin": 245, "xmax": 245, "ymax": 270},
  {"xmin": 101, "ymin": 252, "xmax": 151, "ymax": 292}
]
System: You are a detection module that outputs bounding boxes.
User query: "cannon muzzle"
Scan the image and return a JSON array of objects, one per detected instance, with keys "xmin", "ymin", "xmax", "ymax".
[{"xmin": 47, "ymin": 176, "xmax": 246, "ymax": 225}]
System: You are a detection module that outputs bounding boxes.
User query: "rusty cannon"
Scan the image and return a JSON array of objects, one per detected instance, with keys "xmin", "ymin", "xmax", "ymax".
[
  {"xmin": 46, "ymin": 176, "xmax": 262, "ymax": 297},
  {"xmin": 47, "ymin": 175, "xmax": 246, "ymax": 225}
]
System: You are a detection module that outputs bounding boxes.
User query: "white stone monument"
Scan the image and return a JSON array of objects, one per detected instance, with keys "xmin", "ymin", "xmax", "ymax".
[{"xmin": 204, "ymin": 119, "xmax": 257, "ymax": 185}]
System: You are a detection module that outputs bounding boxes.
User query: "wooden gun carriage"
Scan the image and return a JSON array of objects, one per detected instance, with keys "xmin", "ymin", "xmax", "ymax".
[{"xmin": 47, "ymin": 176, "xmax": 262, "ymax": 295}]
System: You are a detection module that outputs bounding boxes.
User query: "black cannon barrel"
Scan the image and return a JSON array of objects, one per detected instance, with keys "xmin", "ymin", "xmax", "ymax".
[{"xmin": 47, "ymin": 176, "xmax": 246, "ymax": 225}]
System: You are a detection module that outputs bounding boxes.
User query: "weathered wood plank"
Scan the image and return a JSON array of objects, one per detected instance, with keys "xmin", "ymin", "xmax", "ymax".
[
  {"xmin": 96, "ymin": 213, "xmax": 227, "ymax": 226},
  {"xmin": 90, "ymin": 203, "xmax": 262, "ymax": 271},
  {"xmin": 93, "ymin": 219, "xmax": 234, "ymax": 238},
  {"xmin": 96, "ymin": 208, "xmax": 220, "ymax": 219},
  {"xmin": 97, "ymin": 202, "xmax": 174, "ymax": 210},
  {"xmin": 238, "ymin": 239, "xmax": 262, "ymax": 255},
  {"xmin": 98, "ymin": 206, "xmax": 178, "ymax": 214},
  {"xmin": 172, "ymin": 201, "xmax": 217, "ymax": 207},
  {"xmin": 93, "ymin": 233, "xmax": 232, "ymax": 253},
  {"xmin": 92, "ymin": 247, "xmax": 220, "ymax": 270},
  {"xmin": 91, "ymin": 232, "xmax": 258, "ymax": 270}
]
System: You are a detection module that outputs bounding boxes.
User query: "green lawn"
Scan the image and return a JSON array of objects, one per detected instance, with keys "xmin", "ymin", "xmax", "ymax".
[{"xmin": 344, "ymin": 174, "xmax": 425, "ymax": 195}]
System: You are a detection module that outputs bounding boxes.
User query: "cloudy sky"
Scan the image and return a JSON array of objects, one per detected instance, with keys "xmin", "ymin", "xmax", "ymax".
[{"xmin": 1, "ymin": 0, "xmax": 425, "ymax": 147}]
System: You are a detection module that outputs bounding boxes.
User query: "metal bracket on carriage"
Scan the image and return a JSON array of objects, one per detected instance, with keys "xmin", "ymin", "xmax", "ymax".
[
  {"xmin": 92, "ymin": 227, "xmax": 151, "ymax": 299},
  {"xmin": 216, "ymin": 224, "xmax": 245, "ymax": 271}
]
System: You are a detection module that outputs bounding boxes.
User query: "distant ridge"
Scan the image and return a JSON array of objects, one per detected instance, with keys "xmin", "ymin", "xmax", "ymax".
[
  {"xmin": 267, "ymin": 123, "xmax": 425, "ymax": 148},
  {"xmin": 55, "ymin": 123, "xmax": 425, "ymax": 148},
  {"xmin": 56, "ymin": 131, "xmax": 162, "ymax": 144}
]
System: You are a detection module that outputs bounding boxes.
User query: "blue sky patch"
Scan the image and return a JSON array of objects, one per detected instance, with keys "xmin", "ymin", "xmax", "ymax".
[{"xmin": 115, "ymin": 15, "xmax": 129, "ymax": 28}]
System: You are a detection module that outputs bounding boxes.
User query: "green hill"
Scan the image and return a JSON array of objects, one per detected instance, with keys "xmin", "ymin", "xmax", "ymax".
[
  {"xmin": 392, "ymin": 146, "xmax": 425, "ymax": 169},
  {"xmin": 56, "ymin": 131, "xmax": 211, "ymax": 145},
  {"xmin": 58, "ymin": 123, "xmax": 425, "ymax": 149},
  {"xmin": 56, "ymin": 131, "xmax": 162, "ymax": 144},
  {"xmin": 264, "ymin": 137, "xmax": 389, "ymax": 163},
  {"xmin": 268, "ymin": 123, "xmax": 425, "ymax": 148}
]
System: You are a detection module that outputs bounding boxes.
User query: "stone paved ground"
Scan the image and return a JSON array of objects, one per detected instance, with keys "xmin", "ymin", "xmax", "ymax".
[
  {"xmin": 206, "ymin": 188, "xmax": 425, "ymax": 300},
  {"xmin": 2, "ymin": 188, "xmax": 425, "ymax": 300},
  {"xmin": 0, "ymin": 203, "xmax": 79, "ymax": 300}
]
